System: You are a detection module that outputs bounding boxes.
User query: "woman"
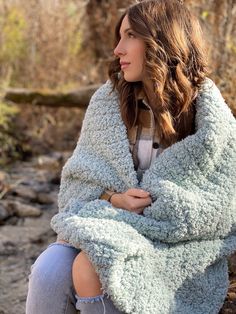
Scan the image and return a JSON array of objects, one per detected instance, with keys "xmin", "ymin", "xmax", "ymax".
[{"xmin": 26, "ymin": 1, "xmax": 236, "ymax": 313}]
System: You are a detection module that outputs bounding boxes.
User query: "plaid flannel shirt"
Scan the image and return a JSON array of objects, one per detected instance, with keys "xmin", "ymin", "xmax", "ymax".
[{"xmin": 100, "ymin": 99, "xmax": 164, "ymax": 201}]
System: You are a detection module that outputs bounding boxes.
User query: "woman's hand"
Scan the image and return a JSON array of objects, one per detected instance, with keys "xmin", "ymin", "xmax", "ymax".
[{"xmin": 110, "ymin": 188, "xmax": 152, "ymax": 214}]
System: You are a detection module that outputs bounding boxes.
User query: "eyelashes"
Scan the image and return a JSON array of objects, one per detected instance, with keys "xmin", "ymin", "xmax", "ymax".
[
  {"xmin": 119, "ymin": 31, "xmax": 136, "ymax": 39},
  {"xmin": 127, "ymin": 31, "xmax": 136, "ymax": 38}
]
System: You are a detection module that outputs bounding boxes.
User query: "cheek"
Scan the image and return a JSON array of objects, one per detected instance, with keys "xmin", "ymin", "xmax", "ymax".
[{"xmin": 135, "ymin": 45, "xmax": 145, "ymax": 68}]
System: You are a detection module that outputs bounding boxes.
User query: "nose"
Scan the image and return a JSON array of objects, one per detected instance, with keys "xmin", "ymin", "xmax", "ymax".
[{"xmin": 114, "ymin": 40, "xmax": 126, "ymax": 57}]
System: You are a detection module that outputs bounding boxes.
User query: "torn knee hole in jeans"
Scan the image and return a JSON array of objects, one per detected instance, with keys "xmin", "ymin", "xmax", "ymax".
[
  {"xmin": 75, "ymin": 293, "xmax": 108, "ymax": 314},
  {"xmin": 75, "ymin": 293, "xmax": 106, "ymax": 304}
]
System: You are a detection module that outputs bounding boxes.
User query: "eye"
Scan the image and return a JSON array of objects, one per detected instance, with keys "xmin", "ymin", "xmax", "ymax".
[{"xmin": 127, "ymin": 31, "xmax": 135, "ymax": 38}]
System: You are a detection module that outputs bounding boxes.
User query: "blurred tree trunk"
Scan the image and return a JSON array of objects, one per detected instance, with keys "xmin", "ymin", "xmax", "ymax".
[
  {"xmin": 186, "ymin": 0, "xmax": 236, "ymax": 115},
  {"xmin": 79, "ymin": 0, "xmax": 133, "ymax": 83},
  {"xmin": 210, "ymin": 0, "xmax": 235, "ymax": 77},
  {"xmin": 83, "ymin": 0, "xmax": 134, "ymax": 58}
]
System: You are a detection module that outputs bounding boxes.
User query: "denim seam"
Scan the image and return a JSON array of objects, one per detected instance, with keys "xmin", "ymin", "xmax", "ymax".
[{"xmin": 64, "ymin": 295, "xmax": 70, "ymax": 314}]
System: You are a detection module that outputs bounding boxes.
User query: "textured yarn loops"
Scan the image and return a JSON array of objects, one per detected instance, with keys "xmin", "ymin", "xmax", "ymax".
[{"xmin": 51, "ymin": 78, "xmax": 236, "ymax": 314}]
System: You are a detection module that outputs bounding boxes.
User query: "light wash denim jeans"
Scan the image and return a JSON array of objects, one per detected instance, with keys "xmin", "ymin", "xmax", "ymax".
[{"xmin": 26, "ymin": 242, "xmax": 123, "ymax": 314}]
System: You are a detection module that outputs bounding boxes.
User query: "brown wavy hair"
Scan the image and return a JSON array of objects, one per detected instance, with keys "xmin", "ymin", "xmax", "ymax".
[{"xmin": 108, "ymin": 0, "xmax": 208, "ymax": 148}]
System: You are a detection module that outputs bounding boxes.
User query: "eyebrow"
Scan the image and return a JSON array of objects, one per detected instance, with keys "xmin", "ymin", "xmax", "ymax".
[{"xmin": 119, "ymin": 28, "xmax": 133, "ymax": 37}]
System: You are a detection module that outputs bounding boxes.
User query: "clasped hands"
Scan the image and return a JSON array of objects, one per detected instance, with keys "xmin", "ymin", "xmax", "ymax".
[{"xmin": 110, "ymin": 188, "xmax": 152, "ymax": 214}]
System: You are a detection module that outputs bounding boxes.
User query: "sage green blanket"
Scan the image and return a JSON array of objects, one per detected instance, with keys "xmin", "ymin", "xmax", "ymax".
[{"xmin": 51, "ymin": 79, "xmax": 236, "ymax": 314}]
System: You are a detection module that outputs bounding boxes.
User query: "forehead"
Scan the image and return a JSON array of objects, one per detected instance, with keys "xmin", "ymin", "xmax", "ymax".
[{"xmin": 119, "ymin": 15, "xmax": 131, "ymax": 34}]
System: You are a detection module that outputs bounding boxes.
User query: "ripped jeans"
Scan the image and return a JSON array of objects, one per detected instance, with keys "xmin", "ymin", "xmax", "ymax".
[{"xmin": 26, "ymin": 242, "xmax": 123, "ymax": 314}]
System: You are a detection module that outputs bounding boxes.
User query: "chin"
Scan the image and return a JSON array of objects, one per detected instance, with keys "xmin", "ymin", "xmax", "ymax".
[{"xmin": 124, "ymin": 75, "xmax": 142, "ymax": 82}]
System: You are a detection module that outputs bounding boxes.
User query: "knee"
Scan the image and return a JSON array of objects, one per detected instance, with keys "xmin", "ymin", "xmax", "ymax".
[
  {"xmin": 26, "ymin": 244, "xmax": 80, "ymax": 313},
  {"xmin": 28, "ymin": 244, "xmax": 78, "ymax": 293},
  {"xmin": 29, "ymin": 254, "xmax": 66, "ymax": 292},
  {"xmin": 72, "ymin": 251, "xmax": 99, "ymax": 284},
  {"xmin": 72, "ymin": 251, "xmax": 102, "ymax": 297}
]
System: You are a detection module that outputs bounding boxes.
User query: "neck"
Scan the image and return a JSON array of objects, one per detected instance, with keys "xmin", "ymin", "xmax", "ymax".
[{"xmin": 141, "ymin": 80, "xmax": 157, "ymax": 107}]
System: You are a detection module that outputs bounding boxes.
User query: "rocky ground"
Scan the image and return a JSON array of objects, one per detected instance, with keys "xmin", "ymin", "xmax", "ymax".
[
  {"xmin": 0, "ymin": 152, "xmax": 68, "ymax": 314},
  {"xmin": 0, "ymin": 153, "xmax": 235, "ymax": 314}
]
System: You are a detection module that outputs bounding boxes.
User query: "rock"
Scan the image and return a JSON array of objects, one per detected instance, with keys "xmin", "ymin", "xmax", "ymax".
[
  {"xmin": 0, "ymin": 200, "xmax": 15, "ymax": 216},
  {"xmin": 228, "ymin": 253, "xmax": 236, "ymax": 275},
  {"xmin": 0, "ymin": 171, "xmax": 8, "ymax": 182},
  {"xmin": 0, "ymin": 204, "xmax": 11, "ymax": 222},
  {"xmin": 36, "ymin": 192, "xmax": 56, "ymax": 204},
  {"xmin": 15, "ymin": 203, "xmax": 42, "ymax": 218},
  {"xmin": 37, "ymin": 156, "xmax": 56, "ymax": 168},
  {"xmin": 48, "ymin": 171, "xmax": 61, "ymax": 185},
  {"xmin": 0, "ymin": 155, "xmax": 61, "ymax": 314},
  {"xmin": 34, "ymin": 182, "xmax": 57, "ymax": 196},
  {"xmin": 227, "ymin": 292, "xmax": 236, "ymax": 301},
  {"xmin": 5, "ymin": 216, "xmax": 19, "ymax": 225},
  {"xmin": 29, "ymin": 228, "xmax": 56, "ymax": 244},
  {"xmin": 6, "ymin": 201, "xmax": 42, "ymax": 217},
  {"xmin": 11, "ymin": 185, "xmax": 37, "ymax": 200},
  {"xmin": 0, "ymin": 239, "xmax": 16, "ymax": 256},
  {"xmin": 220, "ymin": 302, "xmax": 236, "ymax": 314},
  {"xmin": 229, "ymin": 281, "xmax": 236, "ymax": 290},
  {"xmin": 0, "ymin": 171, "xmax": 10, "ymax": 197},
  {"xmin": 35, "ymin": 153, "xmax": 62, "ymax": 170}
]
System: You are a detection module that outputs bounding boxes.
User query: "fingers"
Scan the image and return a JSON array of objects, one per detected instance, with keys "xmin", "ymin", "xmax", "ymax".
[
  {"xmin": 126, "ymin": 188, "xmax": 150, "ymax": 198},
  {"xmin": 133, "ymin": 196, "xmax": 152, "ymax": 208},
  {"xmin": 110, "ymin": 189, "xmax": 152, "ymax": 213},
  {"xmin": 129, "ymin": 197, "xmax": 152, "ymax": 214},
  {"xmin": 126, "ymin": 196, "xmax": 152, "ymax": 213}
]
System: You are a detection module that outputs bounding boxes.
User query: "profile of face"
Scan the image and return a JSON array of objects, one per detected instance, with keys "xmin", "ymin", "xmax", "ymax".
[{"xmin": 114, "ymin": 15, "xmax": 146, "ymax": 82}]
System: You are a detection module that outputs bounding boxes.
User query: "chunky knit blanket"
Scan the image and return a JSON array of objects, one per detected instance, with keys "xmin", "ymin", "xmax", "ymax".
[{"xmin": 51, "ymin": 79, "xmax": 236, "ymax": 314}]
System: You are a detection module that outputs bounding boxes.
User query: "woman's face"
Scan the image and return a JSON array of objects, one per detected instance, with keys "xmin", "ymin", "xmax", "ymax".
[{"xmin": 114, "ymin": 15, "xmax": 146, "ymax": 82}]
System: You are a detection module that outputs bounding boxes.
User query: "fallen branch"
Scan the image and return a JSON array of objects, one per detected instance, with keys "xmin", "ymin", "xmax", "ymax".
[{"xmin": 3, "ymin": 84, "xmax": 101, "ymax": 108}]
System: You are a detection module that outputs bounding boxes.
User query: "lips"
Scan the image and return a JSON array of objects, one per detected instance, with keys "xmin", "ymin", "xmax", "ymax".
[{"xmin": 120, "ymin": 62, "xmax": 130, "ymax": 70}]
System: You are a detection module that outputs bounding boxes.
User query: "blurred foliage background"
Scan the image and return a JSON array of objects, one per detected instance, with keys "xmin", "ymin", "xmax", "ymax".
[{"xmin": 0, "ymin": 0, "xmax": 235, "ymax": 166}]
